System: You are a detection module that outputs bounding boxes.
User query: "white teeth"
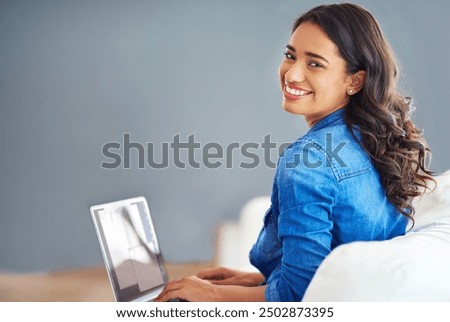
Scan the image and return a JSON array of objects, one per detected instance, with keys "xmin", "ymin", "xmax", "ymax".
[{"xmin": 285, "ymin": 84, "xmax": 311, "ymax": 96}]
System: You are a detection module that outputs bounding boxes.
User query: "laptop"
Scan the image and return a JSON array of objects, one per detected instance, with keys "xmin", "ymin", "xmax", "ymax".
[{"xmin": 90, "ymin": 196, "xmax": 170, "ymax": 302}]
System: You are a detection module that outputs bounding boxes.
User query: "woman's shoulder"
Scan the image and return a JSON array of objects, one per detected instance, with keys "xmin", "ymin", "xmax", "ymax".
[{"xmin": 282, "ymin": 122, "xmax": 374, "ymax": 182}]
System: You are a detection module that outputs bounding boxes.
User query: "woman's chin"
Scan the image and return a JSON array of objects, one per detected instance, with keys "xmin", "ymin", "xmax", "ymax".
[{"xmin": 282, "ymin": 103, "xmax": 304, "ymax": 116}]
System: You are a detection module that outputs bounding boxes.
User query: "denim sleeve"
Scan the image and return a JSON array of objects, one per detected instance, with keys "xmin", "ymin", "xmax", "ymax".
[{"xmin": 265, "ymin": 140, "xmax": 339, "ymax": 301}]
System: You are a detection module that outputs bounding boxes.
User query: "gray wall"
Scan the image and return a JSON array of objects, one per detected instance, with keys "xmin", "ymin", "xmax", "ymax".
[{"xmin": 1, "ymin": 0, "xmax": 449, "ymax": 272}]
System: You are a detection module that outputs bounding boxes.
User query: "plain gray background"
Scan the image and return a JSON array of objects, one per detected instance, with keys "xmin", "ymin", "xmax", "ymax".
[{"xmin": 1, "ymin": 0, "xmax": 449, "ymax": 272}]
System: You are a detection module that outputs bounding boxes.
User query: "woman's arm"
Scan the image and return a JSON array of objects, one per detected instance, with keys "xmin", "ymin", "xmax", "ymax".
[
  {"xmin": 154, "ymin": 276, "xmax": 266, "ymax": 302},
  {"xmin": 215, "ymin": 284, "xmax": 266, "ymax": 302},
  {"xmin": 263, "ymin": 140, "xmax": 337, "ymax": 301},
  {"xmin": 196, "ymin": 267, "xmax": 265, "ymax": 287}
]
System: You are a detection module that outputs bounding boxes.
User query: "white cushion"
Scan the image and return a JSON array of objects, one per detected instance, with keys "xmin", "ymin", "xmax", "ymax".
[
  {"xmin": 214, "ymin": 196, "xmax": 270, "ymax": 272},
  {"xmin": 303, "ymin": 170, "xmax": 450, "ymax": 301}
]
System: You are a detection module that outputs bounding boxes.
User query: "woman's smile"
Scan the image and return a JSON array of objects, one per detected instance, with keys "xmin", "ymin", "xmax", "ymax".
[{"xmin": 283, "ymin": 81, "xmax": 314, "ymax": 99}]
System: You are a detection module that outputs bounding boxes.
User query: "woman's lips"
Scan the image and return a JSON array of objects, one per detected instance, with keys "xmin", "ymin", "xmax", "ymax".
[{"xmin": 283, "ymin": 82, "xmax": 313, "ymax": 100}]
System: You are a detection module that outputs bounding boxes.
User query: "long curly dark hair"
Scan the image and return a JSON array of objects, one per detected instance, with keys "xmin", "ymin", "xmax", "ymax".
[{"xmin": 293, "ymin": 3, "xmax": 435, "ymax": 221}]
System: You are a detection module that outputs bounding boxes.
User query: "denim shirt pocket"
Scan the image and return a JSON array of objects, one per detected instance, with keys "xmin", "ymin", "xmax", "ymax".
[{"xmin": 253, "ymin": 208, "xmax": 282, "ymax": 260}]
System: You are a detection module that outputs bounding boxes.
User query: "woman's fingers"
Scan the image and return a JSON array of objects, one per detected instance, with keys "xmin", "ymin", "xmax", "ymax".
[
  {"xmin": 154, "ymin": 276, "xmax": 219, "ymax": 302},
  {"xmin": 154, "ymin": 279, "xmax": 184, "ymax": 301},
  {"xmin": 154, "ymin": 289, "xmax": 186, "ymax": 302}
]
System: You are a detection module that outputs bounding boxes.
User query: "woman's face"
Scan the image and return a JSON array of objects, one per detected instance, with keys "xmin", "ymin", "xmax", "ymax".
[{"xmin": 279, "ymin": 22, "xmax": 352, "ymax": 127}]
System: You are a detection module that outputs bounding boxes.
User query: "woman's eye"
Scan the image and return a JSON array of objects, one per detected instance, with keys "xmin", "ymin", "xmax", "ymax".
[
  {"xmin": 283, "ymin": 52, "xmax": 295, "ymax": 60},
  {"xmin": 308, "ymin": 61, "xmax": 323, "ymax": 68}
]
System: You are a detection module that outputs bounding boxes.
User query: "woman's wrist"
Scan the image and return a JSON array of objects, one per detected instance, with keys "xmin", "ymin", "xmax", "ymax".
[
  {"xmin": 239, "ymin": 272, "xmax": 265, "ymax": 286},
  {"xmin": 246, "ymin": 272, "xmax": 265, "ymax": 286},
  {"xmin": 212, "ymin": 284, "xmax": 266, "ymax": 302}
]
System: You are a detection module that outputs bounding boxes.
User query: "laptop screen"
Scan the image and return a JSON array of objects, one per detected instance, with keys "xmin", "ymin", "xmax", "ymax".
[{"xmin": 91, "ymin": 197, "xmax": 168, "ymax": 301}]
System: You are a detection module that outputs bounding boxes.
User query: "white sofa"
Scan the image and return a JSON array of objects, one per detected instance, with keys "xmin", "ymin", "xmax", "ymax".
[{"xmin": 215, "ymin": 170, "xmax": 450, "ymax": 301}]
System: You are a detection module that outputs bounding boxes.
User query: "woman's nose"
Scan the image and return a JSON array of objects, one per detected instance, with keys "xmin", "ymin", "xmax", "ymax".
[{"xmin": 284, "ymin": 63, "xmax": 305, "ymax": 83}]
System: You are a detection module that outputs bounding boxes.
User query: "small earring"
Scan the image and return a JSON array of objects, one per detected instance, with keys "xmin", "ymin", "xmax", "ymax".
[{"xmin": 348, "ymin": 89, "xmax": 353, "ymax": 95}]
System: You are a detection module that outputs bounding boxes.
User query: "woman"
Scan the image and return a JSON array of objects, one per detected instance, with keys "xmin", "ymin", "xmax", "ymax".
[{"xmin": 155, "ymin": 3, "xmax": 434, "ymax": 302}]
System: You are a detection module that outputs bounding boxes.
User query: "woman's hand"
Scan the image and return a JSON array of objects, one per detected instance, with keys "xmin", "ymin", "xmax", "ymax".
[
  {"xmin": 154, "ymin": 273, "xmax": 267, "ymax": 302},
  {"xmin": 154, "ymin": 276, "xmax": 222, "ymax": 302},
  {"xmin": 196, "ymin": 267, "xmax": 265, "ymax": 287}
]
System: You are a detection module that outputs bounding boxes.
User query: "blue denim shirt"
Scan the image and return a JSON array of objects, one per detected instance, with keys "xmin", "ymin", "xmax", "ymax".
[{"xmin": 249, "ymin": 108, "xmax": 408, "ymax": 301}]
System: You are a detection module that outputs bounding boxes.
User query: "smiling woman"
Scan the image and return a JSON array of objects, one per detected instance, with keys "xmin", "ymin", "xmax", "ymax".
[
  {"xmin": 154, "ymin": 3, "xmax": 435, "ymax": 302},
  {"xmin": 279, "ymin": 23, "xmax": 366, "ymax": 127}
]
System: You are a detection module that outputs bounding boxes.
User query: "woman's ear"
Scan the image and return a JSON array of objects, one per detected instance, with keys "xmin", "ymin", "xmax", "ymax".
[{"xmin": 347, "ymin": 70, "xmax": 366, "ymax": 95}]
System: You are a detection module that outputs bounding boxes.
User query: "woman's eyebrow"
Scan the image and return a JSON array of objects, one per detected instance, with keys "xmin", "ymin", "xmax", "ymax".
[
  {"xmin": 285, "ymin": 44, "xmax": 329, "ymax": 64},
  {"xmin": 286, "ymin": 44, "xmax": 296, "ymax": 52}
]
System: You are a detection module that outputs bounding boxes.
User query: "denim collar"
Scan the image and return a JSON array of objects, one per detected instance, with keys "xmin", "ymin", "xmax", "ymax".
[{"xmin": 308, "ymin": 108, "xmax": 345, "ymax": 133}]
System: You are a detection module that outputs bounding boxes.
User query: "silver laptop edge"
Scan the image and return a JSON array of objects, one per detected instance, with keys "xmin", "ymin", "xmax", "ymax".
[{"xmin": 90, "ymin": 196, "xmax": 169, "ymax": 302}]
